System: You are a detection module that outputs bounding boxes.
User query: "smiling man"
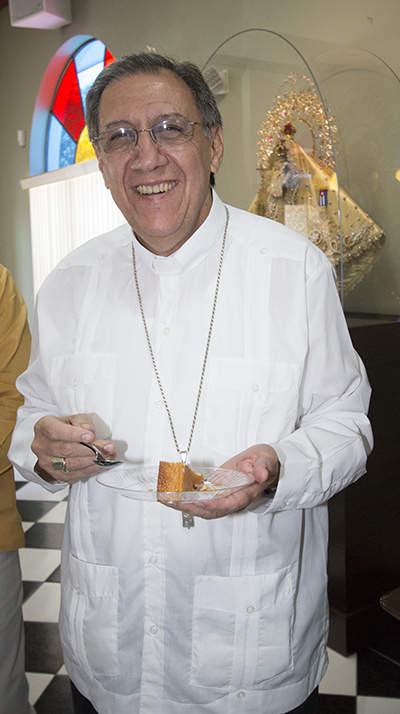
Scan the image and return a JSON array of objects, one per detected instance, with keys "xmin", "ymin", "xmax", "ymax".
[{"xmin": 9, "ymin": 53, "xmax": 372, "ymax": 714}]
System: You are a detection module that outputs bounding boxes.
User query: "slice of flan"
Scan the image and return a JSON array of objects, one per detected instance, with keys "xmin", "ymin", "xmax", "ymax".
[{"xmin": 157, "ymin": 461, "xmax": 204, "ymax": 492}]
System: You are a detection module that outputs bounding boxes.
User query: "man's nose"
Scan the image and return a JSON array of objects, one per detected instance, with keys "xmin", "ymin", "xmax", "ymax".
[{"xmin": 130, "ymin": 130, "xmax": 167, "ymax": 170}]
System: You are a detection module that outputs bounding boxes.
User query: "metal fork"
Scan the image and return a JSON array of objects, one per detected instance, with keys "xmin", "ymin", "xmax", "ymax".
[{"xmin": 80, "ymin": 442, "xmax": 123, "ymax": 468}]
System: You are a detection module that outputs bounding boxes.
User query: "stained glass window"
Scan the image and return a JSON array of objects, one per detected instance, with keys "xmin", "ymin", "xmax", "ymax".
[{"xmin": 30, "ymin": 35, "xmax": 114, "ymax": 176}]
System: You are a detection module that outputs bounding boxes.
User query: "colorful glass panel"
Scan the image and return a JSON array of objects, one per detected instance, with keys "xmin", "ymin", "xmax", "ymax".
[
  {"xmin": 75, "ymin": 125, "xmax": 96, "ymax": 163},
  {"xmin": 105, "ymin": 49, "xmax": 114, "ymax": 67},
  {"xmin": 47, "ymin": 115, "xmax": 76, "ymax": 171},
  {"xmin": 77, "ymin": 61, "xmax": 105, "ymax": 112},
  {"xmin": 75, "ymin": 39, "xmax": 107, "ymax": 109},
  {"xmin": 52, "ymin": 60, "xmax": 85, "ymax": 141},
  {"xmin": 30, "ymin": 36, "xmax": 114, "ymax": 175},
  {"xmin": 75, "ymin": 39, "xmax": 106, "ymax": 72}
]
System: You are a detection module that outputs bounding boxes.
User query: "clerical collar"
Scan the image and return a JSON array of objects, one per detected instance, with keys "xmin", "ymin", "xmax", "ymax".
[{"xmin": 132, "ymin": 190, "xmax": 228, "ymax": 275}]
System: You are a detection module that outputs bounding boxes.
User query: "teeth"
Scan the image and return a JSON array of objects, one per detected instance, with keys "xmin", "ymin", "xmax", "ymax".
[{"xmin": 136, "ymin": 182, "xmax": 176, "ymax": 195}]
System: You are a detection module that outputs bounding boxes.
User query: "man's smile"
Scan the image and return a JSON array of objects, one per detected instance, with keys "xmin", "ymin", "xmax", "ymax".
[{"xmin": 135, "ymin": 181, "xmax": 177, "ymax": 195}]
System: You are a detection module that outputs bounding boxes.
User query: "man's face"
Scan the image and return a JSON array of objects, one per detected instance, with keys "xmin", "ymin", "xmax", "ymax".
[{"xmin": 95, "ymin": 70, "xmax": 224, "ymax": 256}]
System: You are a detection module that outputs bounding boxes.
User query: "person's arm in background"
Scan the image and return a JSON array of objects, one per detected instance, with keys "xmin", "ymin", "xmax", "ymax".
[{"xmin": 0, "ymin": 265, "xmax": 31, "ymax": 549}]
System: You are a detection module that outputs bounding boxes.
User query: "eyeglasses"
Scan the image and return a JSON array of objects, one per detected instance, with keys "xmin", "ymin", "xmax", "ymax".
[{"xmin": 93, "ymin": 118, "xmax": 203, "ymax": 154}]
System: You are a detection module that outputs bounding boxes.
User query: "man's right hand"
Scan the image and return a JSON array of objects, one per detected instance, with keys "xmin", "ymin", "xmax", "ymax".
[{"xmin": 32, "ymin": 414, "xmax": 117, "ymax": 485}]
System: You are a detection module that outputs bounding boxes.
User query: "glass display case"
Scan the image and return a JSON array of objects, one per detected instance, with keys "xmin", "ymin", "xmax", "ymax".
[{"xmin": 202, "ymin": 29, "xmax": 400, "ymax": 322}]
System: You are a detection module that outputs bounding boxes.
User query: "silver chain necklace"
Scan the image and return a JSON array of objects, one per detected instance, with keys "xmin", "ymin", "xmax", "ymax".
[{"xmin": 132, "ymin": 205, "xmax": 230, "ymax": 472}]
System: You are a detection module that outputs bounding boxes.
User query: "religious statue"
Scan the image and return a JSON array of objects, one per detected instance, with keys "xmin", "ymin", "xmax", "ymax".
[{"xmin": 250, "ymin": 73, "xmax": 385, "ymax": 295}]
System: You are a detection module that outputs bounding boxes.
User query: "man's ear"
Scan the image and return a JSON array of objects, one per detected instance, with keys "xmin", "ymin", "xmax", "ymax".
[{"xmin": 209, "ymin": 125, "xmax": 224, "ymax": 177}]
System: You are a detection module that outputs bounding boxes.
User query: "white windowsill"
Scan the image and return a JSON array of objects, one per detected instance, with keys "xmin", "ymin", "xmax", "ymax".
[{"xmin": 20, "ymin": 158, "xmax": 99, "ymax": 190}]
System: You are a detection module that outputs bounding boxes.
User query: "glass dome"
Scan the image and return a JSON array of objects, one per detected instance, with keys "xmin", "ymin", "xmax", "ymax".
[{"xmin": 202, "ymin": 29, "xmax": 400, "ymax": 320}]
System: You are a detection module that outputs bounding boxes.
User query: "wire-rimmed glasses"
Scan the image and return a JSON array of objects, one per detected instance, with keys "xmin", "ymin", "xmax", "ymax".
[{"xmin": 93, "ymin": 118, "xmax": 203, "ymax": 154}]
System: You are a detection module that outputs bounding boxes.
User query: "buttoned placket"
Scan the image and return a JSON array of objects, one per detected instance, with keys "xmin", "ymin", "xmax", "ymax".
[
  {"xmin": 140, "ymin": 498, "xmax": 166, "ymax": 703},
  {"xmin": 140, "ymin": 269, "xmax": 178, "ymax": 702}
]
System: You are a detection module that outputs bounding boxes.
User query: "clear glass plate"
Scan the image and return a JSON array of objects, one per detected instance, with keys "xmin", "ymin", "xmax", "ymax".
[{"xmin": 96, "ymin": 466, "xmax": 255, "ymax": 502}]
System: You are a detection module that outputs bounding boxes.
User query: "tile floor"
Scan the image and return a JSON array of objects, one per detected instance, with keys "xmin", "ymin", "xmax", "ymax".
[{"xmin": 15, "ymin": 474, "xmax": 400, "ymax": 714}]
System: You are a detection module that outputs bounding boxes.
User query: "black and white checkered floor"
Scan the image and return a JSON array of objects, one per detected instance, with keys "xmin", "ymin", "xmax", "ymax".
[{"xmin": 15, "ymin": 474, "xmax": 400, "ymax": 714}]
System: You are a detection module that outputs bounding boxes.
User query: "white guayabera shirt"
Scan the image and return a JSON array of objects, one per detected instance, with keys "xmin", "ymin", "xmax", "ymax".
[{"xmin": 9, "ymin": 192, "xmax": 372, "ymax": 714}]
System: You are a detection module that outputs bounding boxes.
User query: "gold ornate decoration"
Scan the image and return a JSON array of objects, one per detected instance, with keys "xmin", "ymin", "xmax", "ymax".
[
  {"xmin": 251, "ymin": 73, "xmax": 385, "ymax": 295},
  {"xmin": 257, "ymin": 72, "xmax": 337, "ymax": 170}
]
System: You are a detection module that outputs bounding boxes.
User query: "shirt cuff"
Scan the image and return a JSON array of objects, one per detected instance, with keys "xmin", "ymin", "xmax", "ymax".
[{"xmin": 247, "ymin": 441, "xmax": 310, "ymax": 515}]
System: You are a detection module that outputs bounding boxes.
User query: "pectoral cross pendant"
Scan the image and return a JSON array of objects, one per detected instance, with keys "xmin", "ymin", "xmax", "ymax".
[
  {"xmin": 180, "ymin": 451, "xmax": 195, "ymax": 527},
  {"xmin": 182, "ymin": 513, "xmax": 195, "ymax": 529}
]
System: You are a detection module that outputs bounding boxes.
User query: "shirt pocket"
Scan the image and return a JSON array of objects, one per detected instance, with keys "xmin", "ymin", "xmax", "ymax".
[
  {"xmin": 50, "ymin": 353, "xmax": 117, "ymax": 429},
  {"xmin": 203, "ymin": 358, "xmax": 301, "ymax": 454},
  {"xmin": 190, "ymin": 567, "xmax": 294, "ymax": 690},
  {"xmin": 59, "ymin": 553, "xmax": 119, "ymax": 676}
]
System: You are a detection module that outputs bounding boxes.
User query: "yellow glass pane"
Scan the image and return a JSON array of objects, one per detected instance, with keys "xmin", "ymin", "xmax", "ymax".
[{"xmin": 76, "ymin": 125, "xmax": 96, "ymax": 163}]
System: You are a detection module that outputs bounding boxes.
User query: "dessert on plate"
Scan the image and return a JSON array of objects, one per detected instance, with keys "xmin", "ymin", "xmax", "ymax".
[{"xmin": 157, "ymin": 461, "xmax": 204, "ymax": 492}]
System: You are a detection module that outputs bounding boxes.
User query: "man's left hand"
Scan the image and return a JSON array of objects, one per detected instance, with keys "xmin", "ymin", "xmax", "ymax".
[{"xmin": 166, "ymin": 444, "xmax": 280, "ymax": 520}]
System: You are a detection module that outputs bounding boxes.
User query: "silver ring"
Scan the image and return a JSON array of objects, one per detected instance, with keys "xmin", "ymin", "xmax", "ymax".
[{"xmin": 51, "ymin": 456, "xmax": 68, "ymax": 473}]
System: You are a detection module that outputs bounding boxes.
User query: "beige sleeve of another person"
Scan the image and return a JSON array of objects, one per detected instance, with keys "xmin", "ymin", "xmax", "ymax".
[{"xmin": 0, "ymin": 265, "xmax": 31, "ymax": 551}]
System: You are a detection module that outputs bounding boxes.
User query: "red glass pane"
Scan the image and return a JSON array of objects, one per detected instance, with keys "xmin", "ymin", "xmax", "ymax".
[
  {"xmin": 105, "ymin": 49, "xmax": 115, "ymax": 67},
  {"xmin": 52, "ymin": 61, "xmax": 85, "ymax": 142}
]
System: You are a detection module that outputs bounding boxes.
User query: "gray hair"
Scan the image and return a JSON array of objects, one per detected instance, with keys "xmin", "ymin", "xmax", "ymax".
[{"xmin": 86, "ymin": 51, "xmax": 222, "ymax": 140}]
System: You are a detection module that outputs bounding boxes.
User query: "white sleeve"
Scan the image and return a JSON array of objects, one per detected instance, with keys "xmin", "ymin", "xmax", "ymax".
[{"xmin": 251, "ymin": 260, "xmax": 372, "ymax": 514}]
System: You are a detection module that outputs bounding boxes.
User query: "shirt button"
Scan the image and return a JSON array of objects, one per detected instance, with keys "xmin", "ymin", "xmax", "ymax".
[
  {"xmin": 259, "ymin": 247, "xmax": 268, "ymax": 255},
  {"xmin": 237, "ymin": 691, "xmax": 246, "ymax": 699},
  {"xmin": 97, "ymin": 252, "xmax": 105, "ymax": 261},
  {"xmin": 149, "ymin": 626, "xmax": 159, "ymax": 635},
  {"xmin": 246, "ymin": 605, "xmax": 255, "ymax": 614},
  {"xmin": 71, "ymin": 379, "xmax": 79, "ymax": 388},
  {"xmin": 75, "ymin": 586, "xmax": 80, "ymax": 594},
  {"xmin": 149, "ymin": 556, "xmax": 158, "ymax": 565},
  {"xmin": 251, "ymin": 383, "xmax": 260, "ymax": 392},
  {"xmin": 162, "ymin": 327, "xmax": 170, "ymax": 335},
  {"xmin": 154, "ymin": 400, "xmax": 163, "ymax": 409}
]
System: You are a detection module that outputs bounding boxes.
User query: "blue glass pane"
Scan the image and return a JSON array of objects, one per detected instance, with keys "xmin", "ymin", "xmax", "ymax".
[
  {"xmin": 77, "ymin": 61, "xmax": 105, "ymax": 114},
  {"xmin": 59, "ymin": 127, "xmax": 77, "ymax": 167},
  {"xmin": 47, "ymin": 114, "xmax": 76, "ymax": 171},
  {"xmin": 74, "ymin": 39, "xmax": 105, "ymax": 73}
]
